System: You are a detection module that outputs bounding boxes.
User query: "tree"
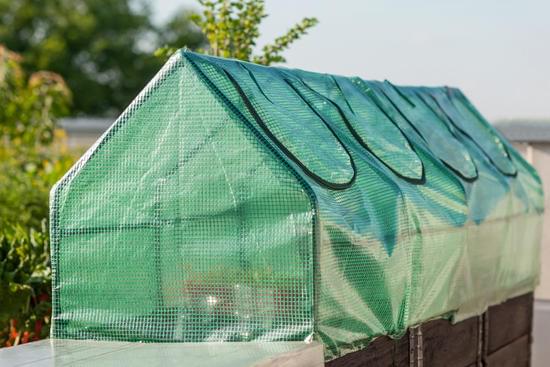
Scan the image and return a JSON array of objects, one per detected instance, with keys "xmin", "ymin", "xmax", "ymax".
[
  {"xmin": 0, "ymin": 0, "xmax": 205, "ymax": 115},
  {"xmin": 156, "ymin": 0, "xmax": 318, "ymax": 66}
]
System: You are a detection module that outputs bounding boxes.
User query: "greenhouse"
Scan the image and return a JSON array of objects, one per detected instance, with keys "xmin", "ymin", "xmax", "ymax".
[{"xmin": 49, "ymin": 50, "xmax": 544, "ymax": 360}]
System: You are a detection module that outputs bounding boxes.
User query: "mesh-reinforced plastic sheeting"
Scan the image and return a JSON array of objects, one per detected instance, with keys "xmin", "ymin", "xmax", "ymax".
[{"xmin": 50, "ymin": 51, "xmax": 544, "ymax": 360}]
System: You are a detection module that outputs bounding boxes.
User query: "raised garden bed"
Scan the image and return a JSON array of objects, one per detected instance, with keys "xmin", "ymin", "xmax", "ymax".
[{"xmin": 327, "ymin": 293, "xmax": 533, "ymax": 367}]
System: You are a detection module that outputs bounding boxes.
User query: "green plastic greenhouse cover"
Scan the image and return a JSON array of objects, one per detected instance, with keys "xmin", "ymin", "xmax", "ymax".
[{"xmin": 50, "ymin": 50, "xmax": 544, "ymax": 360}]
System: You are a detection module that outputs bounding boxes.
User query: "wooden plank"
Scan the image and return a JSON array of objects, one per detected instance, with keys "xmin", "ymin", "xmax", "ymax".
[
  {"xmin": 421, "ymin": 316, "xmax": 479, "ymax": 367},
  {"xmin": 486, "ymin": 335, "xmax": 530, "ymax": 367},
  {"xmin": 488, "ymin": 293, "xmax": 533, "ymax": 353},
  {"xmin": 325, "ymin": 334, "xmax": 409, "ymax": 367},
  {"xmin": 394, "ymin": 334, "xmax": 409, "ymax": 367}
]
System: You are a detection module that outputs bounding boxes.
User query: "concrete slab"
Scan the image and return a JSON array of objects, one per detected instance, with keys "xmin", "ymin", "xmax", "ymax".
[{"xmin": 0, "ymin": 339, "xmax": 324, "ymax": 367}]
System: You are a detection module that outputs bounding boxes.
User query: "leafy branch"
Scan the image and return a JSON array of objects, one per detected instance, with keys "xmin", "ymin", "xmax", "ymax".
[
  {"xmin": 156, "ymin": 0, "xmax": 318, "ymax": 66},
  {"xmin": 253, "ymin": 17, "xmax": 318, "ymax": 65}
]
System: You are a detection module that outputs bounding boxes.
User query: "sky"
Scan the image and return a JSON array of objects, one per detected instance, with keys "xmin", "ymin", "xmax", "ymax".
[{"xmin": 153, "ymin": 0, "xmax": 550, "ymax": 121}]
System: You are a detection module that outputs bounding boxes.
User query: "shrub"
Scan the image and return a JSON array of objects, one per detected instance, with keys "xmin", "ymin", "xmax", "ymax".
[{"xmin": 0, "ymin": 44, "xmax": 74, "ymax": 346}]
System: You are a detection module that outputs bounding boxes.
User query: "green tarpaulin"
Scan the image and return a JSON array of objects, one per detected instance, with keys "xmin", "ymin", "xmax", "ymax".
[{"xmin": 50, "ymin": 50, "xmax": 544, "ymax": 360}]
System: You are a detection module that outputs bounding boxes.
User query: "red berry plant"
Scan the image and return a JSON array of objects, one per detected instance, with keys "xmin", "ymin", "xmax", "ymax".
[{"xmin": 0, "ymin": 224, "xmax": 51, "ymax": 347}]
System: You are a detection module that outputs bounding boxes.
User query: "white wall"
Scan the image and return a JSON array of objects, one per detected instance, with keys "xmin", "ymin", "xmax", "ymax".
[{"xmin": 512, "ymin": 142, "xmax": 550, "ymax": 300}]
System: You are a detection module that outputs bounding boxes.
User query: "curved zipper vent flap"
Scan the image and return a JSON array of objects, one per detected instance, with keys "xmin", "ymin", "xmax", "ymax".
[
  {"xmin": 292, "ymin": 71, "xmax": 423, "ymax": 182},
  {"xmin": 379, "ymin": 81, "xmax": 478, "ymax": 180},
  {"xmin": 431, "ymin": 89, "xmax": 516, "ymax": 176}
]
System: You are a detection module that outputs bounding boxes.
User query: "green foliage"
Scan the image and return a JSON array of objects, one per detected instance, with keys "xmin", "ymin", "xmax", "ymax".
[
  {"xmin": 0, "ymin": 45, "xmax": 76, "ymax": 346},
  {"xmin": 0, "ymin": 0, "xmax": 205, "ymax": 115},
  {"xmin": 0, "ymin": 224, "xmax": 51, "ymax": 347},
  {"xmin": 191, "ymin": 0, "xmax": 266, "ymax": 61},
  {"xmin": 0, "ymin": 137, "xmax": 76, "ymax": 232},
  {"xmin": 158, "ymin": 0, "xmax": 318, "ymax": 65}
]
